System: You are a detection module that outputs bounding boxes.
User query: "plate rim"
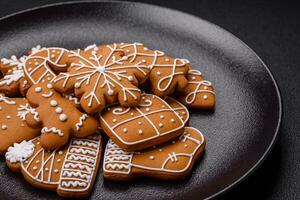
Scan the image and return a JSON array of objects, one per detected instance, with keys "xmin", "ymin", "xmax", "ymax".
[{"xmin": 0, "ymin": 1, "xmax": 283, "ymax": 199}]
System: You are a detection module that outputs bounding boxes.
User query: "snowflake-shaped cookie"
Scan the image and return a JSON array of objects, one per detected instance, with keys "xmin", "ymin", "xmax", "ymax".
[{"xmin": 53, "ymin": 44, "xmax": 150, "ymax": 114}]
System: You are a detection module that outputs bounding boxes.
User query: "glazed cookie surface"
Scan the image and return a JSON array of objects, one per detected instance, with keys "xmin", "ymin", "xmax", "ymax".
[
  {"xmin": 53, "ymin": 44, "xmax": 150, "ymax": 114},
  {"xmin": 103, "ymin": 127, "xmax": 205, "ymax": 180},
  {"xmin": 0, "ymin": 94, "xmax": 40, "ymax": 153},
  {"xmin": 5, "ymin": 133, "xmax": 102, "ymax": 198},
  {"xmin": 100, "ymin": 93, "xmax": 185, "ymax": 151},
  {"xmin": 176, "ymin": 69, "xmax": 215, "ymax": 109},
  {"xmin": 117, "ymin": 42, "xmax": 191, "ymax": 97}
]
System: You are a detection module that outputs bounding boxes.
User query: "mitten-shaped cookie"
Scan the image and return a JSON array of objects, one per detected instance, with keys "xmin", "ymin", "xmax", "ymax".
[
  {"xmin": 24, "ymin": 46, "xmax": 70, "ymax": 85},
  {"xmin": 5, "ymin": 133, "xmax": 102, "ymax": 198},
  {"xmin": 0, "ymin": 55, "xmax": 30, "ymax": 96},
  {"xmin": 117, "ymin": 43, "xmax": 191, "ymax": 97},
  {"xmin": 100, "ymin": 93, "xmax": 185, "ymax": 151},
  {"xmin": 53, "ymin": 44, "xmax": 150, "ymax": 114},
  {"xmin": 25, "ymin": 82, "xmax": 99, "ymax": 150},
  {"xmin": 176, "ymin": 69, "xmax": 215, "ymax": 109},
  {"xmin": 0, "ymin": 95, "xmax": 40, "ymax": 153},
  {"xmin": 103, "ymin": 127, "xmax": 205, "ymax": 180}
]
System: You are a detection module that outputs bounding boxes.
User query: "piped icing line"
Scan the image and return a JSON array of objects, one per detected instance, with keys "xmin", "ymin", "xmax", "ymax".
[
  {"xmin": 64, "ymin": 94, "xmax": 81, "ymax": 105},
  {"xmin": 67, "ymin": 154, "xmax": 95, "ymax": 164},
  {"xmin": 61, "ymin": 181, "xmax": 88, "ymax": 188},
  {"xmin": 53, "ymin": 43, "xmax": 148, "ymax": 108},
  {"xmin": 75, "ymin": 114, "xmax": 88, "ymax": 131},
  {"xmin": 100, "ymin": 94, "xmax": 185, "ymax": 145},
  {"xmin": 17, "ymin": 103, "xmax": 40, "ymax": 121},
  {"xmin": 72, "ymin": 140, "xmax": 98, "ymax": 148},
  {"xmin": 0, "ymin": 69, "xmax": 24, "ymax": 86},
  {"xmin": 103, "ymin": 127, "xmax": 205, "ymax": 175},
  {"xmin": 0, "ymin": 94, "xmax": 16, "ymax": 104},
  {"xmin": 41, "ymin": 127, "xmax": 64, "ymax": 137}
]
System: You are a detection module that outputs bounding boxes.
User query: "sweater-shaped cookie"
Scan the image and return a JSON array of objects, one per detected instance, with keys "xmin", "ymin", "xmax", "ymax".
[
  {"xmin": 5, "ymin": 133, "xmax": 102, "ymax": 198},
  {"xmin": 176, "ymin": 69, "xmax": 215, "ymax": 109},
  {"xmin": 0, "ymin": 95, "xmax": 40, "ymax": 153},
  {"xmin": 103, "ymin": 127, "xmax": 205, "ymax": 180},
  {"xmin": 53, "ymin": 44, "xmax": 150, "ymax": 114},
  {"xmin": 0, "ymin": 55, "xmax": 30, "ymax": 96},
  {"xmin": 24, "ymin": 46, "xmax": 70, "ymax": 85},
  {"xmin": 117, "ymin": 42, "xmax": 191, "ymax": 97},
  {"xmin": 25, "ymin": 82, "xmax": 99, "ymax": 150},
  {"xmin": 100, "ymin": 93, "xmax": 185, "ymax": 151}
]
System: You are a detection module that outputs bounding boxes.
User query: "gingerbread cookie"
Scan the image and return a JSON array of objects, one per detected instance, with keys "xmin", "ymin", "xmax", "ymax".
[
  {"xmin": 5, "ymin": 133, "xmax": 102, "ymax": 198},
  {"xmin": 53, "ymin": 44, "xmax": 150, "ymax": 114},
  {"xmin": 24, "ymin": 46, "xmax": 70, "ymax": 85},
  {"xmin": 25, "ymin": 82, "xmax": 99, "ymax": 150},
  {"xmin": 175, "ymin": 69, "xmax": 215, "ymax": 109},
  {"xmin": 0, "ymin": 94, "xmax": 40, "ymax": 153},
  {"xmin": 0, "ymin": 55, "xmax": 30, "ymax": 96},
  {"xmin": 164, "ymin": 96, "xmax": 189, "ymax": 125},
  {"xmin": 117, "ymin": 42, "xmax": 191, "ymax": 97},
  {"xmin": 100, "ymin": 93, "xmax": 185, "ymax": 151},
  {"xmin": 103, "ymin": 127, "xmax": 205, "ymax": 180}
]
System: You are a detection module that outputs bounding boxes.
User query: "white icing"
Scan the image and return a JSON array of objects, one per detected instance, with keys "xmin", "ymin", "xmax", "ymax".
[
  {"xmin": 0, "ymin": 95, "xmax": 16, "ymax": 104},
  {"xmin": 50, "ymin": 100, "xmax": 58, "ymax": 107},
  {"xmin": 5, "ymin": 140, "xmax": 35, "ymax": 163},
  {"xmin": 75, "ymin": 114, "xmax": 88, "ymax": 131},
  {"xmin": 17, "ymin": 104, "xmax": 40, "ymax": 121},
  {"xmin": 59, "ymin": 114, "xmax": 68, "ymax": 121},
  {"xmin": 41, "ymin": 127, "xmax": 64, "ymax": 136},
  {"xmin": 55, "ymin": 107, "xmax": 63, "ymax": 113},
  {"xmin": 34, "ymin": 87, "xmax": 42, "ymax": 93}
]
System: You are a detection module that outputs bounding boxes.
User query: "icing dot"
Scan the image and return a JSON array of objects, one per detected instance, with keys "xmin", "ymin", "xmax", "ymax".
[
  {"xmin": 59, "ymin": 114, "xmax": 68, "ymax": 121},
  {"xmin": 159, "ymin": 115, "xmax": 164, "ymax": 119},
  {"xmin": 123, "ymin": 128, "xmax": 128, "ymax": 133},
  {"xmin": 58, "ymin": 151, "xmax": 63, "ymax": 155},
  {"xmin": 107, "ymin": 89, "xmax": 114, "ymax": 96},
  {"xmin": 45, "ymin": 168, "xmax": 49, "ymax": 172},
  {"xmin": 156, "ymin": 71, "xmax": 161, "ymax": 76},
  {"xmin": 161, "ymin": 105, "xmax": 166, "ymax": 108},
  {"xmin": 138, "ymin": 121, "xmax": 142, "ymax": 125},
  {"xmin": 57, "ymin": 159, "xmax": 61, "ymax": 163},
  {"xmin": 47, "ymin": 74, "xmax": 50, "ymax": 77},
  {"xmin": 180, "ymin": 116, "xmax": 184, "ymax": 119},
  {"xmin": 130, "ymin": 112, "xmax": 134, "ymax": 116},
  {"xmin": 0, "ymin": 107, "xmax": 2, "ymax": 110},
  {"xmin": 55, "ymin": 107, "xmax": 63, "ymax": 113},
  {"xmin": 120, "ymin": 42, "xmax": 125, "ymax": 45},
  {"xmin": 141, "ymin": 59, "xmax": 146, "ymax": 62},
  {"xmin": 204, "ymin": 86, "xmax": 208, "ymax": 89},
  {"xmin": 35, "ymin": 87, "xmax": 42, "ymax": 93},
  {"xmin": 25, "ymin": 161, "xmax": 28, "ymax": 164},
  {"xmin": 142, "ymin": 96, "xmax": 145, "ymax": 100},
  {"xmin": 35, "ymin": 160, "xmax": 40, "ymax": 164},
  {"xmin": 113, "ymin": 119, "xmax": 117, "ymax": 123},
  {"xmin": 128, "ymin": 76, "xmax": 133, "ymax": 81},
  {"xmin": 192, "ymin": 76, "xmax": 196, "ymax": 80},
  {"xmin": 37, "ymin": 142, "xmax": 40, "ymax": 145},
  {"xmin": 6, "ymin": 115, "xmax": 11, "ymax": 119},
  {"xmin": 158, "ymin": 149, "xmax": 163, "ymax": 152},
  {"xmin": 138, "ymin": 130, "xmax": 143, "ymax": 134},
  {"xmin": 143, "ymin": 47, "xmax": 148, "ymax": 50},
  {"xmin": 1, "ymin": 125, "xmax": 7, "ymax": 130},
  {"xmin": 182, "ymin": 111, "xmax": 186, "ymax": 115},
  {"xmin": 54, "ymin": 169, "xmax": 59, "ymax": 173},
  {"xmin": 28, "ymin": 68, "xmax": 32, "ymax": 71},
  {"xmin": 184, "ymin": 144, "xmax": 188, "ymax": 148},
  {"xmin": 122, "ymin": 56, "xmax": 128, "ymax": 60},
  {"xmin": 33, "ymin": 166, "xmax": 38, "ymax": 170},
  {"xmin": 145, "ymin": 108, "xmax": 150, "ymax": 112},
  {"xmin": 203, "ymin": 95, "xmax": 208, "ymax": 100},
  {"xmin": 149, "ymin": 156, "xmax": 155, "ymax": 160},
  {"xmin": 50, "ymin": 100, "xmax": 58, "ymax": 107},
  {"xmin": 107, "ymin": 108, "xmax": 111, "ymax": 111},
  {"xmin": 21, "ymin": 123, "xmax": 25, "ymax": 127},
  {"xmin": 28, "ymin": 62, "xmax": 32, "ymax": 64},
  {"xmin": 126, "ymin": 49, "xmax": 130, "ymax": 52},
  {"xmin": 171, "ymin": 118, "xmax": 175, "ymax": 123},
  {"xmin": 47, "ymin": 77, "xmax": 51, "ymax": 80},
  {"xmin": 52, "ymin": 50, "xmax": 56, "ymax": 53},
  {"xmin": 46, "ymin": 84, "xmax": 53, "ymax": 89},
  {"xmin": 34, "ymin": 62, "xmax": 39, "ymax": 65},
  {"xmin": 74, "ymin": 82, "xmax": 81, "ymax": 88},
  {"xmin": 172, "ymin": 141, "xmax": 176, "ymax": 144},
  {"xmin": 165, "ymin": 58, "xmax": 170, "ymax": 62},
  {"xmin": 51, "ymin": 54, "xmax": 55, "ymax": 58},
  {"xmin": 41, "ymin": 79, "xmax": 45, "ymax": 83},
  {"xmin": 159, "ymin": 123, "xmax": 163, "ymax": 128}
]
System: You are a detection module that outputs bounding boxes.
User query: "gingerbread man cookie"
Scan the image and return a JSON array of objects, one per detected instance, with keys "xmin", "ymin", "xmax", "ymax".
[
  {"xmin": 0, "ymin": 94, "xmax": 40, "ymax": 153},
  {"xmin": 6, "ymin": 133, "xmax": 102, "ymax": 198},
  {"xmin": 0, "ymin": 55, "xmax": 30, "ymax": 96},
  {"xmin": 176, "ymin": 69, "xmax": 215, "ymax": 109},
  {"xmin": 25, "ymin": 82, "xmax": 99, "ymax": 150},
  {"xmin": 117, "ymin": 42, "xmax": 191, "ymax": 97},
  {"xmin": 53, "ymin": 44, "xmax": 150, "ymax": 114},
  {"xmin": 103, "ymin": 127, "xmax": 205, "ymax": 180},
  {"xmin": 100, "ymin": 93, "xmax": 185, "ymax": 151}
]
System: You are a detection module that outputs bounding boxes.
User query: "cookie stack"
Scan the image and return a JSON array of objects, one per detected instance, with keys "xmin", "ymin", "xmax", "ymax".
[{"xmin": 0, "ymin": 43, "xmax": 215, "ymax": 198}]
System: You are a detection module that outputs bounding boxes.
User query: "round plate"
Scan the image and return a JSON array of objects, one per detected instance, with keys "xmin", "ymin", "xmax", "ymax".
[{"xmin": 0, "ymin": 1, "xmax": 281, "ymax": 200}]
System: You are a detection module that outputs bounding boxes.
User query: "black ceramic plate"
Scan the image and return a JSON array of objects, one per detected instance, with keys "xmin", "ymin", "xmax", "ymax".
[{"xmin": 0, "ymin": 1, "xmax": 281, "ymax": 200}]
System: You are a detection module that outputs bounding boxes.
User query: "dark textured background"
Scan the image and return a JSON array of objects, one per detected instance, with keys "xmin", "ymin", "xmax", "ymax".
[{"xmin": 0, "ymin": 0, "xmax": 299, "ymax": 199}]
